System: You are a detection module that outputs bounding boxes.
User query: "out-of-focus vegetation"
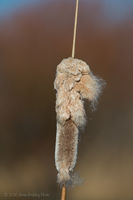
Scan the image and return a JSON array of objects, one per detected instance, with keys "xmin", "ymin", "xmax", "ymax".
[{"xmin": 0, "ymin": 0, "xmax": 133, "ymax": 199}]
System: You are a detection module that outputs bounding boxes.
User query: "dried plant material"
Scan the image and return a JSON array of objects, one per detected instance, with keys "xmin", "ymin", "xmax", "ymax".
[{"xmin": 54, "ymin": 57, "xmax": 104, "ymax": 185}]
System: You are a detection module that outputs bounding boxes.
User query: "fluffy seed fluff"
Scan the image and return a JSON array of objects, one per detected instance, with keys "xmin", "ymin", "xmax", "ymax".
[{"xmin": 54, "ymin": 57, "xmax": 104, "ymax": 186}]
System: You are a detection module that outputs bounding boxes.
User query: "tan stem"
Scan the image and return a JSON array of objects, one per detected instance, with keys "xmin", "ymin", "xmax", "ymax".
[
  {"xmin": 72, "ymin": 0, "xmax": 79, "ymax": 58},
  {"xmin": 61, "ymin": 185, "xmax": 66, "ymax": 200}
]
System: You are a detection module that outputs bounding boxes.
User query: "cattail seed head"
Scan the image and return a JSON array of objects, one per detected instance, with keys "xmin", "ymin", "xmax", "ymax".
[{"xmin": 54, "ymin": 57, "xmax": 104, "ymax": 185}]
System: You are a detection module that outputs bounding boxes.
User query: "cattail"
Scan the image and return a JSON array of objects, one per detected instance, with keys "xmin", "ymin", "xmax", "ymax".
[{"xmin": 54, "ymin": 57, "xmax": 104, "ymax": 185}]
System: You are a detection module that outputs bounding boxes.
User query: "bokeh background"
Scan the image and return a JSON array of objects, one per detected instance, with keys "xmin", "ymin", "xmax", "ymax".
[{"xmin": 0, "ymin": 0, "xmax": 133, "ymax": 199}]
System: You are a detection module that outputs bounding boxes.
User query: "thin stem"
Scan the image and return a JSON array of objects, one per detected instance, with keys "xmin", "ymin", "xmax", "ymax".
[
  {"xmin": 72, "ymin": 0, "xmax": 79, "ymax": 58},
  {"xmin": 61, "ymin": 185, "xmax": 66, "ymax": 200}
]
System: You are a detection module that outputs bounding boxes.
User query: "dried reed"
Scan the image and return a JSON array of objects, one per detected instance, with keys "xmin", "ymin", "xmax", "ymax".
[{"xmin": 54, "ymin": 1, "xmax": 104, "ymax": 200}]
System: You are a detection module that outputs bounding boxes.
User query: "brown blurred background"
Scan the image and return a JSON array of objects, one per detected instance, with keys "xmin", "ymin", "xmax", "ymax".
[{"xmin": 0, "ymin": 0, "xmax": 133, "ymax": 199}]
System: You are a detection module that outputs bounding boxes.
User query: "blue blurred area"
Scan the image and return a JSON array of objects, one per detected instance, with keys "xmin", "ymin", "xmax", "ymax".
[
  {"xmin": 0, "ymin": 0, "xmax": 41, "ymax": 16},
  {"xmin": 103, "ymin": 0, "xmax": 133, "ymax": 20},
  {"xmin": 0, "ymin": 0, "xmax": 133, "ymax": 20}
]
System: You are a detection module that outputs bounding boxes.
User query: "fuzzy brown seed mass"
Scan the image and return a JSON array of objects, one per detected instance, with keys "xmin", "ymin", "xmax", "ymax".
[{"xmin": 54, "ymin": 57, "xmax": 104, "ymax": 185}]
